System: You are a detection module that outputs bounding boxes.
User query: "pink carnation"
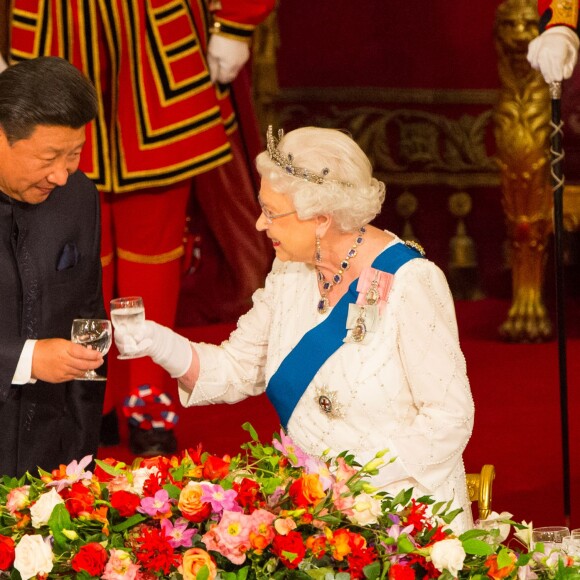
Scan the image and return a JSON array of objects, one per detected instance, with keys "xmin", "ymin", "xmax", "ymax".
[
  {"xmin": 6, "ymin": 486, "xmax": 30, "ymax": 515},
  {"xmin": 101, "ymin": 548, "xmax": 140, "ymax": 580},
  {"xmin": 202, "ymin": 510, "xmax": 252, "ymax": 565}
]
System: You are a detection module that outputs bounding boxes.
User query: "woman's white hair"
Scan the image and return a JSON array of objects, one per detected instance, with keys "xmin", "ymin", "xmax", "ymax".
[{"xmin": 256, "ymin": 126, "xmax": 386, "ymax": 232}]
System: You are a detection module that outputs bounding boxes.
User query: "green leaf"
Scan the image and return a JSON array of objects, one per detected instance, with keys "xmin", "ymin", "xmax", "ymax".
[
  {"xmin": 242, "ymin": 422, "xmax": 259, "ymax": 441},
  {"xmin": 497, "ymin": 547, "xmax": 515, "ymax": 569},
  {"xmin": 163, "ymin": 482, "xmax": 182, "ymax": 500},
  {"xmin": 363, "ymin": 560, "xmax": 381, "ymax": 579},
  {"xmin": 397, "ymin": 534, "xmax": 416, "ymax": 554},
  {"xmin": 416, "ymin": 494, "xmax": 436, "ymax": 505},
  {"xmin": 459, "ymin": 529, "xmax": 489, "ymax": 541},
  {"xmin": 440, "ymin": 507, "xmax": 463, "ymax": 524},
  {"xmin": 48, "ymin": 503, "xmax": 73, "ymax": 551},
  {"xmin": 94, "ymin": 458, "xmax": 125, "ymax": 477},
  {"xmin": 431, "ymin": 501, "xmax": 445, "ymax": 516},
  {"xmin": 462, "ymin": 538, "xmax": 494, "ymax": 556},
  {"xmin": 304, "ymin": 568, "xmax": 334, "ymax": 579},
  {"xmin": 170, "ymin": 462, "xmax": 186, "ymax": 482},
  {"xmin": 111, "ymin": 513, "xmax": 147, "ymax": 532},
  {"xmin": 390, "ymin": 488, "xmax": 413, "ymax": 507}
]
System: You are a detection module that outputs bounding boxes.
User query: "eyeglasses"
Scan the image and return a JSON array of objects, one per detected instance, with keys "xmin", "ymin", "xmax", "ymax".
[{"xmin": 258, "ymin": 197, "xmax": 297, "ymax": 224}]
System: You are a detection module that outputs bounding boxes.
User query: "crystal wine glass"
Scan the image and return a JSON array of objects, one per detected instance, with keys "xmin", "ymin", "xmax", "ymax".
[
  {"xmin": 110, "ymin": 296, "xmax": 145, "ymax": 359},
  {"xmin": 563, "ymin": 529, "xmax": 580, "ymax": 557},
  {"xmin": 532, "ymin": 526, "xmax": 570, "ymax": 553},
  {"xmin": 70, "ymin": 318, "xmax": 112, "ymax": 381}
]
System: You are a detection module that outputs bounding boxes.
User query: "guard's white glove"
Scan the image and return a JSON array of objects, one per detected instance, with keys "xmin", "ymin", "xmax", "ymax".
[
  {"xmin": 114, "ymin": 320, "xmax": 192, "ymax": 378},
  {"xmin": 0, "ymin": 54, "xmax": 7, "ymax": 73},
  {"xmin": 207, "ymin": 34, "xmax": 250, "ymax": 84},
  {"xmin": 527, "ymin": 26, "xmax": 580, "ymax": 84}
]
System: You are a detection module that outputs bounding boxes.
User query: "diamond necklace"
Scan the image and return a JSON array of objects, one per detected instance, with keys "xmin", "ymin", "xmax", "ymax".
[{"xmin": 316, "ymin": 226, "xmax": 366, "ymax": 314}]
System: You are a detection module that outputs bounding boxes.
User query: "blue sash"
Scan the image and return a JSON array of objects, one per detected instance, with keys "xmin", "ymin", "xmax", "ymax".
[{"xmin": 266, "ymin": 242, "xmax": 423, "ymax": 428}]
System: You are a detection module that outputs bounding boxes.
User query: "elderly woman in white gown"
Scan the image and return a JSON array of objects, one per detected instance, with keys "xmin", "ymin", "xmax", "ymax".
[{"xmin": 115, "ymin": 126, "xmax": 475, "ymax": 532}]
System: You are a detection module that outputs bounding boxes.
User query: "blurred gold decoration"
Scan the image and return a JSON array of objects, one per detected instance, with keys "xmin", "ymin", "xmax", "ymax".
[
  {"xmin": 396, "ymin": 190, "xmax": 421, "ymax": 244},
  {"xmin": 252, "ymin": 7, "xmax": 280, "ymax": 135},
  {"xmin": 448, "ymin": 191, "xmax": 485, "ymax": 300},
  {"xmin": 493, "ymin": 0, "xmax": 553, "ymax": 341}
]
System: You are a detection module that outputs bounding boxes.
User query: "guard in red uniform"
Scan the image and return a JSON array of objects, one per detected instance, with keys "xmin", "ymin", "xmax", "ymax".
[
  {"xmin": 9, "ymin": 0, "xmax": 274, "ymax": 455},
  {"xmin": 528, "ymin": 0, "xmax": 580, "ymax": 82}
]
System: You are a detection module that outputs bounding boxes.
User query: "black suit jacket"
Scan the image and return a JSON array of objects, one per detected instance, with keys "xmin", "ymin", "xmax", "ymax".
[{"xmin": 0, "ymin": 171, "xmax": 106, "ymax": 477}]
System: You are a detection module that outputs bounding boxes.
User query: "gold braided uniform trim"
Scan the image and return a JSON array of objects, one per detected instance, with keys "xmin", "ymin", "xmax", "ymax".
[
  {"xmin": 117, "ymin": 245, "xmax": 185, "ymax": 264},
  {"xmin": 211, "ymin": 18, "xmax": 255, "ymax": 44},
  {"xmin": 101, "ymin": 252, "xmax": 115, "ymax": 268},
  {"xmin": 546, "ymin": 0, "xmax": 579, "ymax": 28}
]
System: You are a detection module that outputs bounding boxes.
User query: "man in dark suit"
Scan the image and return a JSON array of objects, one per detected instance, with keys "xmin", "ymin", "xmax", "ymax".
[{"xmin": 0, "ymin": 56, "xmax": 107, "ymax": 477}]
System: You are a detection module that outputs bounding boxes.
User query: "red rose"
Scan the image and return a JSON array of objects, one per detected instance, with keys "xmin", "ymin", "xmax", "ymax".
[
  {"xmin": 62, "ymin": 482, "xmax": 95, "ymax": 517},
  {"xmin": 389, "ymin": 563, "xmax": 416, "ymax": 580},
  {"xmin": 202, "ymin": 454, "xmax": 230, "ymax": 480},
  {"xmin": 233, "ymin": 478, "xmax": 263, "ymax": 512},
  {"xmin": 0, "ymin": 535, "xmax": 15, "ymax": 570},
  {"xmin": 71, "ymin": 543, "xmax": 108, "ymax": 576},
  {"xmin": 272, "ymin": 531, "xmax": 306, "ymax": 569},
  {"xmin": 110, "ymin": 490, "xmax": 141, "ymax": 517}
]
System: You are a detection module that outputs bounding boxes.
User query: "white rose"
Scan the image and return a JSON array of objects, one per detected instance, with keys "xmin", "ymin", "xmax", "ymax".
[
  {"xmin": 30, "ymin": 488, "xmax": 65, "ymax": 528},
  {"xmin": 349, "ymin": 492, "xmax": 382, "ymax": 526},
  {"xmin": 14, "ymin": 535, "xmax": 54, "ymax": 580},
  {"xmin": 430, "ymin": 538, "xmax": 466, "ymax": 577}
]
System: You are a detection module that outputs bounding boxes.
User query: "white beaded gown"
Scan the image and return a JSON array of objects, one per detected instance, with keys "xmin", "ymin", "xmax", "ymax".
[{"xmin": 179, "ymin": 236, "xmax": 475, "ymax": 532}]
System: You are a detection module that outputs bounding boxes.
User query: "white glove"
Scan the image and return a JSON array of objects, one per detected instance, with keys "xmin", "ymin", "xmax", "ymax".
[
  {"xmin": 527, "ymin": 26, "xmax": 580, "ymax": 83},
  {"xmin": 207, "ymin": 34, "xmax": 250, "ymax": 84},
  {"xmin": 0, "ymin": 54, "xmax": 7, "ymax": 73},
  {"xmin": 114, "ymin": 320, "xmax": 192, "ymax": 378}
]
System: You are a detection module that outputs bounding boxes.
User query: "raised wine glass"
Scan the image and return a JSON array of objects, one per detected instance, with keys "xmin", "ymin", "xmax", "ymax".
[
  {"xmin": 70, "ymin": 318, "xmax": 112, "ymax": 381},
  {"xmin": 110, "ymin": 296, "xmax": 145, "ymax": 359}
]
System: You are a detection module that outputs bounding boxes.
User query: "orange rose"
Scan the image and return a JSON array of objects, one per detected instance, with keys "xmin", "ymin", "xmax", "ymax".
[
  {"xmin": 179, "ymin": 548, "xmax": 217, "ymax": 580},
  {"xmin": 178, "ymin": 482, "xmax": 211, "ymax": 523},
  {"xmin": 289, "ymin": 474, "xmax": 325, "ymax": 507},
  {"xmin": 485, "ymin": 552, "xmax": 517, "ymax": 580},
  {"xmin": 330, "ymin": 528, "xmax": 352, "ymax": 561}
]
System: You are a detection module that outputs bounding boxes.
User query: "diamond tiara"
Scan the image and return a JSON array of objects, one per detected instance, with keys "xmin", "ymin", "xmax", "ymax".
[{"xmin": 266, "ymin": 125, "xmax": 352, "ymax": 187}]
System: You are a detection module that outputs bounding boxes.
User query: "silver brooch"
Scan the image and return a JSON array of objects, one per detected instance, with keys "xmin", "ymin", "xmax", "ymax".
[{"xmin": 315, "ymin": 386, "xmax": 344, "ymax": 419}]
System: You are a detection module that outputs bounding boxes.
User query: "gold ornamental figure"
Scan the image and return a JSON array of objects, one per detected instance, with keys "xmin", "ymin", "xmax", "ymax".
[{"xmin": 493, "ymin": 0, "xmax": 553, "ymax": 341}]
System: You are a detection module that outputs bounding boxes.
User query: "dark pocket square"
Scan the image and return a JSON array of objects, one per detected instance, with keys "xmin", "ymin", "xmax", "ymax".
[{"xmin": 56, "ymin": 242, "xmax": 79, "ymax": 271}]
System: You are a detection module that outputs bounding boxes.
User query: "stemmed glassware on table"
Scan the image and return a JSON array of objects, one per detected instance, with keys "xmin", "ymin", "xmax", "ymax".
[
  {"xmin": 109, "ymin": 296, "xmax": 145, "ymax": 359},
  {"xmin": 532, "ymin": 526, "xmax": 570, "ymax": 555},
  {"xmin": 70, "ymin": 318, "xmax": 112, "ymax": 381},
  {"xmin": 563, "ymin": 529, "xmax": 580, "ymax": 557}
]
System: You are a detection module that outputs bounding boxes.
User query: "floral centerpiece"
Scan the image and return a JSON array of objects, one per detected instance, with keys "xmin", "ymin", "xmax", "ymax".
[{"xmin": 0, "ymin": 423, "xmax": 577, "ymax": 579}]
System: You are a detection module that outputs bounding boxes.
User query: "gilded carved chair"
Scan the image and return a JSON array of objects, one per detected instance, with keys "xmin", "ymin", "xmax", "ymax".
[{"xmin": 466, "ymin": 464, "xmax": 496, "ymax": 521}]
